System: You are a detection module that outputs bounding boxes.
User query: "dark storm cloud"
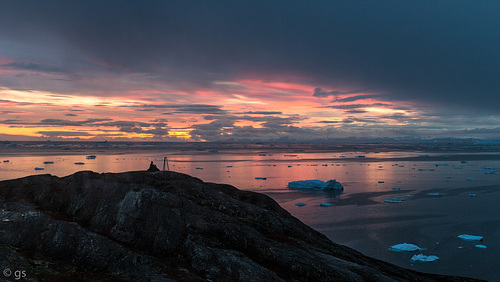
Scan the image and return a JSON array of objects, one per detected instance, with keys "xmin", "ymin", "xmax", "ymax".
[
  {"xmin": 37, "ymin": 131, "xmax": 92, "ymax": 137},
  {"xmin": 1, "ymin": 1, "xmax": 500, "ymax": 112},
  {"xmin": 313, "ymin": 88, "xmax": 365, "ymax": 98},
  {"xmin": 332, "ymin": 94, "xmax": 387, "ymax": 103},
  {"xmin": 1, "ymin": 61, "xmax": 68, "ymax": 74}
]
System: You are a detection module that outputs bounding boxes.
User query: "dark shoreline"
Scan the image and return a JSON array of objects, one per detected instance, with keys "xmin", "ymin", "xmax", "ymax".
[{"xmin": 0, "ymin": 170, "xmax": 484, "ymax": 281}]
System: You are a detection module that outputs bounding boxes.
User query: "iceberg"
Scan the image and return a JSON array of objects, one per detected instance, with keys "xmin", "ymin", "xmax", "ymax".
[
  {"xmin": 457, "ymin": 234, "xmax": 483, "ymax": 241},
  {"xmin": 389, "ymin": 243, "xmax": 422, "ymax": 252},
  {"xmin": 411, "ymin": 254, "xmax": 439, "ymax": 262},
  {"xmin": 288, "ymin": 179, "xmax": 343, "ymax": 191}
]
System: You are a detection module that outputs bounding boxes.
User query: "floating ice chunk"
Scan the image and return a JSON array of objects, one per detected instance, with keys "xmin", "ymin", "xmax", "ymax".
[
  {"xmin": 320, "ymin": 203, "xmax": 332, "ymax": 207},
  {"xmin": 475, "ymin": 245, "xmax": 487, "ymax": 249},
  {"xmin": 288, "ymin": 179, "xmax": 343, "ymax": 191},
  {"xmin": 411, "ymin": 254, "xmax": 439, "ymax": 262},
  {"xmin": 428, "ymin": 193, "xmax": 442, "ymax": 196},
  {"xmin": 294, "ymin": 202, "xmax": 307, "ymax": 206},
  {"xmin": 389, "ymin": 243, "xmax": 422, "ymax": 252},
  {"xmin": 384, "ymin": 199, "xmax": 401, "ymax": 203},
  {"xmin": 458, "ymin": 234, "xmax": 483, "ymax": 241},
  {"xmin": 466, "ymin": 177, "xmax": 474, "ymax": 181}
]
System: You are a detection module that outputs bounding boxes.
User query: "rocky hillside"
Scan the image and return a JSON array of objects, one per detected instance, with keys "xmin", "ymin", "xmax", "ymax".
[{"xmin": 0, "ymin": 171, "xmax": 481, "ymax": 281}]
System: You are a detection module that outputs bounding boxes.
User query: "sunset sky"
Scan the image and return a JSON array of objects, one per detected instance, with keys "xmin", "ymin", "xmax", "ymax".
[{"xmin": 1, "ymin": 1, "xmax": 499, "ymax": 142}]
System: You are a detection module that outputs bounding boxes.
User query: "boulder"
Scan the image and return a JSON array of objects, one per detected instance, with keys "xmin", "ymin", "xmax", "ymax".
[{"xmin": 0, "ymin": 171, "xmax": 481, "ymax": 281}]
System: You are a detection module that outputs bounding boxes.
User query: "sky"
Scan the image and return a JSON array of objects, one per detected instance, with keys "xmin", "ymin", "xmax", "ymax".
[{"xmin": 1, "ymin": 1, "xmax": 500, "ymax": 142}]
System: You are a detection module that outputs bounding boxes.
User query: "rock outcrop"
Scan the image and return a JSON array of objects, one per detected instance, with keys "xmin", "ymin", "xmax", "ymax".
[{"xmin": 0, "ymin": 171, "xmax": 481, "ymax": 281}]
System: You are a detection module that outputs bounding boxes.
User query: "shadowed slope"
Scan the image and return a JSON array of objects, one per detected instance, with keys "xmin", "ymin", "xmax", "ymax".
[{"xmin": 0, "ymin": 171, "xmax": 483, "ymax": 281}]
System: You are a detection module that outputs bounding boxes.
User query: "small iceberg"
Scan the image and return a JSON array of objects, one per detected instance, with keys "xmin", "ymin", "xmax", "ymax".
[
  {"xmin": 288, "ymin": 179, "xmax": 343, "ymax": 191},
  {"xmin": 475, "ymin": 245, "xmax": 487, "ymax": 249},
  {"xmin": 74, "ymin": 162, "xmax": 85, "ymax": 165},
  {"xmin": 384, "ymin": 199, "xmax": 401, "ymax": 203},
  {"xmin": 319, "ymin": 203, "xmax": 332, "ymax": 207},
  {"xmin": 294, "ymin": 202, "xmax": 307, "ymax": 206},
  {"xmin": 411, "ymin": 254, "xmax": 439, "ymax": 262},
  {"xmin": 458, "ymin": 234, "xmax": 483, "ymax": 241},
  {"xmin": 389, "ymin": 243, "xmax": 422, "ymax": 252}
]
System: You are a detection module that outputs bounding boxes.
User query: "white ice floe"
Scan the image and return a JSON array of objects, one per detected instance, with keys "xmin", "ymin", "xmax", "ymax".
[
  {"xmin": 320, "ymin": 203, "xmax": 332, "ymax": 207},
  {"xmin": 384, "ymin": 200, "xmax": 401, "ymax": 203},
  {"xmin": 288, "ymin": 179, "xmax": 343, "ymax": 191},
  {"xmin": 458, "ymin": 234, "xmax": 483, "ymax": 241},
  {"xmin": 389, "ymin": 243, "xmax": 422, "ymax": 252},
  {"xmin": 411, "ymin": 254, "xmax": 439, "ymax": 262},
  {"xmin": 294, "ymin": 202, "xmax": 307, "ymax": 206},
  {"xmin": 475, "ymin": 245, "xmax": 487, "ymax": 249}
]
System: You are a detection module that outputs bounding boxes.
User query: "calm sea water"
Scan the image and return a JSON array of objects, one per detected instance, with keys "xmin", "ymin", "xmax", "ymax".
[{"xmin": 1, "ymin": 148, "xmax": 499, "ymax": 280}]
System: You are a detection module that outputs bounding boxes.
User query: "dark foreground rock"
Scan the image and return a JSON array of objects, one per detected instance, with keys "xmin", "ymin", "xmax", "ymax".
[{"xmin": 0, "ymin": 171, "xmax": 482, "ymax": 281}]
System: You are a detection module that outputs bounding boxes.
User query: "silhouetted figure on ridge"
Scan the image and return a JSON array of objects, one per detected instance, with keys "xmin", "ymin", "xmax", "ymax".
[{"xmin": 147, "ymin": 161, "xmax": 160, "ymax": 172}]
